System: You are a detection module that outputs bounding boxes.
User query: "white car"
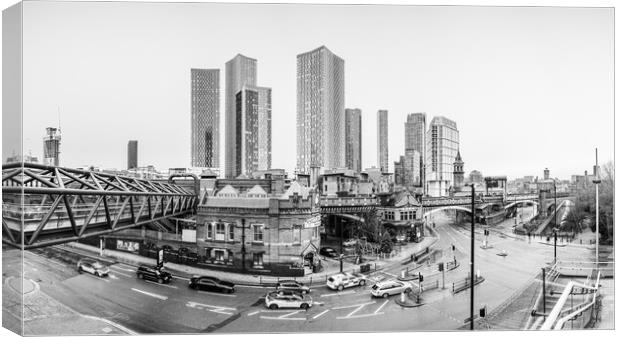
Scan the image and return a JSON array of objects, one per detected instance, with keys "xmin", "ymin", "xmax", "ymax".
[
  {"xmin": 371, "ymin": 279, "xmax": 413, "ymax": 298},
  {"xmin": 326, "ymin": 272, "xmax": 367, "ymax": 291},
  {"xmin": 265, "ymin": 291, "xmax": 313, "ymax": 310},
  {"xmin": 77, "ymin": 258, "xmax": 110, "ymax": 277}
]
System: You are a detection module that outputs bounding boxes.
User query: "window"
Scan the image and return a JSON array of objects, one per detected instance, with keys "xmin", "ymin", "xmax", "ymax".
[
  {"xmin": 253, "ymin": 252, "xmax": 263, "ymax": 266},
  {"xmin": 216, "ymin": 223, "xmax": 225, "ymax": 241},
  {"xmin": 253, "ymin": 224, "xmax": 264, "ymax": 242},
  {"xmin": 228, "ymin": 224, "xmax": 235, "ymax": 241},
  {"xmin": 214, "ymin": 249, "xmax": 225, "ymax": 262},
  {"xmin": 206, "ymin": 223, "xmax": 213, "ymax": 239},
  {"xmin": 312, "ymin": 227, "xmax": 319, "ymax": 239},
  {"xmin": 293, "ymin": 226, "xmax": 301, "ymax": 244}
]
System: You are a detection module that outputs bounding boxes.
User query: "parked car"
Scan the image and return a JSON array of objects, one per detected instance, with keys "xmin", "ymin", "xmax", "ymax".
[
  {"xmin": 77, "ymin": 258, "xmax": 109, "ymax": 277},
  {"xmin": 276, "ymin": 280, "xmax": 310, "ymax": 294},
  {"xmin": 326, "ymin": 272, "xmax": 367, "ymax": 291},
  {"xmin": 319, "ymin": 247, "xmax": 338, "ymax": 258},
  {"xmin": 394, "ymin": 234, "xmax": 407, "ymax": 244},
  {"xmin": 370, "ymin": 280, "xmax": 413, "ymax": 298},
  {"xmin": 136, "ymin": 265, "xmax": 172, "ymax": 284},
  {"xmin": 161, "ymin": 245, "xmax": 174, "ymax": 252},
  {"xmin": 189, "ymin": 275, "xmax": 235, "ymax": 293},
  {"xmin": 264, "ymin": 291, "xmax": 313, "ymax": 310}
]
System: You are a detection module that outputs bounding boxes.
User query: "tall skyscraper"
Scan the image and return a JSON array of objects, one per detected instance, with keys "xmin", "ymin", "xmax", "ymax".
[
  {"xmin": 225, "ymin": 54, "xmax": 257, "ymax": 178},
  {"xmin": 43, "ymin": 127, "xmax": 61, "ymax": 166},
  {"xmin": 405, "ymin": 113, "xmax": 426, "ymax": 187},
  {"xmin": 233, "ymin": 85, "xmax": 272, "ymax": 177},
  {"xmin": 425, "ymin": 116, "xmax": 459, "ymax": 197},
  {"xmin": 377, "ymin": 110, "xmax": 388, "ymax": 173},
  {"xmin": 404, "ymin": 149, "xmax": 421, "ymax": 188},
  {"xmin": 296, "ymin": 46, "xmax": 345, "ymax": 176},
  {"xmin": 127, "ymin": 140, "xmax": 138, "ymax": 170},
  {"xmin": 191, "ymin": 68, "xmax": 220, "ymax": 168},
  {"xmin": 345, "ymin": 108, "xmax": 362, "ymax": 173}
]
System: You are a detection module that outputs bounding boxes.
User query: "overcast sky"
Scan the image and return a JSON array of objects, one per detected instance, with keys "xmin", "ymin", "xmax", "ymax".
[{"xmin": 17, "ymin": 1, "xmax": 613, "ymax": 180}]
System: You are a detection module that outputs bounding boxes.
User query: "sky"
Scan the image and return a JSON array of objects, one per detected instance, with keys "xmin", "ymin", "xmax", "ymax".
[{"xmin": 11, "ymin": 1, "xmax": 614, "ymax": 180}]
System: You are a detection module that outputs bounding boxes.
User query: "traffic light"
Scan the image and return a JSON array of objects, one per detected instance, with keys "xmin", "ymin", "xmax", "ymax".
[
  {"xmin": 452, "ymin": 244, "xmax": 455, "ymax": 251},
  {"xmin": 480, "ymin": 306, "xmax": 486, "ymax": 318},
  {"xmin": 419, "ymin": 273, "xmax": 424, "ymax": 282},
  {"xmin": 438, "ymin": 262, "xmax": 444, "ymax": 272}
]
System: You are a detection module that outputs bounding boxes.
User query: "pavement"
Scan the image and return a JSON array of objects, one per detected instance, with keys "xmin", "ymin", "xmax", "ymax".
[{"xmin": 65, "ymin": 232, "xmax": 439, "ymax": 287}]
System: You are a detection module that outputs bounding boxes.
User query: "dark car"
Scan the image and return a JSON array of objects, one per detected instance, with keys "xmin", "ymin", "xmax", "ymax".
[
  {"xmin": 136, "ymin": 265, "xmax": 172, "ymax": 284},
  {"xmin": 161, "ymin": 245, "xmax": 174, "ymax": 252},
  {"xmin": 189, "ymin": 276, "xmax": 235, "ymax": 293},
  {"xmin": 319, "ymin": 247, "xmax": 338, "ymax": 258},
  {"xmin": 276, "ymin": 280, "xmax": 310, "ymax": 294}
]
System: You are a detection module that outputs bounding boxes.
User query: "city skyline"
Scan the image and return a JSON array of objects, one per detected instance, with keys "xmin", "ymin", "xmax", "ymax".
[{"xmin": 16, "ymin": 3, "xmax": 613, "ymax": 180}]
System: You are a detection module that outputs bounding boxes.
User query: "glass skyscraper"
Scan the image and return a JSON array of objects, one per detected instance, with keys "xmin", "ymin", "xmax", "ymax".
[
  {"xmin": 191, "ymin": 68, "xmax": 220, "ymax": 168},
  {"xmin": 405, "ymin": 113, "xmax": 426, "ymax": 187},
  {"xmin": 234, "ymin": 85, "xmax": 272, "ymax": 177},
  {"xmin": 296, "ymin": 46, "xmax": 345, "ymax": 177},
  {"xmin": 425, "ymin": 116, "xmax": 459, "ymax": 197},
  {"xmin": 345, "ymin": 108, "xmax": 362, "ymax": 173},
  {"xmin": 377, "ymin": 110, "xmax": 389, "ymax": 173}
]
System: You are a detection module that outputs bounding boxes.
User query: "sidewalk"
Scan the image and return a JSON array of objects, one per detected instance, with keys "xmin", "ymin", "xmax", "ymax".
[{"xmin": 66, "ymin": 232, "xmax": 439, "ymax": 287}]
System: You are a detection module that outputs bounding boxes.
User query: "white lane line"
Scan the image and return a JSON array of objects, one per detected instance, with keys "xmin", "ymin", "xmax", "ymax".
[
  {"xmin": 374, "ymin": 300, "xmax": 389, "ymax": 314},
  {"xmin": 198, "ymin": 290, "xmax": 237, "ymax": 298},
  {"xmin": 131, "ymin": 288, "xmax": 168, "ymax": 300},
  {"xmin": 313, "ymin": 309, "xmax": 329, "ymax": 319},
  {"xmin": 260, "ymin": 316, "xmax": 305, "ymax": 321},
  {"xmin": 339, "ymin": 312, "xmax": 385, "ymax": 320},
  {"xmin": 332, "ymin": 301, "xmax": 375, "ymax": 310},
  {"xmin": 280, "ymin": 310, "xmax": 304, "ymax": 318},
  {"xmin": 383, "ymin": 272, "xmax": 397, "ymax": 277},
  {"xmin": 186, "ymin": 301, "xmax": 236, "ymax": 315},
  {"xmin": 346, "ymin": 304, "xmax": 368, "ymax": 317},
  {"xmin": 84, "ymin": 274, "xmax": 111, "ymax": 283},
  {"xmin": 145, "ymin": 280, "xmax": 178, "ymax": 289},
  {"xmin": 111, "ymin": 265, "xmax": 135, "ymax": 272},
  {"xmin": 247, "ymin": 310, "xmax": 260, "ymax": 316},
  {"xmin": 111, "ymin": 270, "xmax": 133, "ymax": 278},
  {"xmin": 321, "ymin": 290, "xmax": 355, "ymax": 297}
]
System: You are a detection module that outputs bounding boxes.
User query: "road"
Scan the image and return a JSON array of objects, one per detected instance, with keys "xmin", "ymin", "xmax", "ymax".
[{"xmin": 3, "ymin": 210, "xmax": 599, "ymax": 334}]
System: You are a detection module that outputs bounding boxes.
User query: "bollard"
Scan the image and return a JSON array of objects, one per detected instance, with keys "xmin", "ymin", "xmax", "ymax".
[
  {"xmin": 374, "ymin": 263, "xmax": 377, "ymax": 271},
  {"xmin": 401, "ymin": 270, "xmax": 406, "ymax": 279},
  {"xmin": 400, "ymin": 291, "xmax": 406, "ymax": 303}
]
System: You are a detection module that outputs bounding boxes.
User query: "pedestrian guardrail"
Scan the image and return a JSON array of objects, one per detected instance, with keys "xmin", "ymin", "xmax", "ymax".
[{"xmin": 452, "ymin": 275, "xmax": 485, "ymax": 293}]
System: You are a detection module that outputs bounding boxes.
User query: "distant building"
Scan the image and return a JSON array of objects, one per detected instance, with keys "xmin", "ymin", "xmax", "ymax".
[
  {"xmin": 543, "ymin": 168, "xmax": 550, "ymax": 180},
  {"xmin": 127, "ymin": 140, "xmax": 138, "ymax": 170},
  {"xmin": 191, "ymin": 68, "xmax": 220, "ymax": 168},
  {"xmin": 377, "ymin": 110, "xmax": 389, "ymax": 172},
  {"xmin": 43, "ymin": 127, "xmax": 61, "ymax": 166},
  {"xmin": 394, "ymin": 156, "xmax": 405, "ymax": 186},
  {"xmin": 469, "ymin": 170, "xmax": 483, "ymax": 184},
  {"xmin": 425, "ymin": 116, "xmax": 459, "ymax": 197},
  {"xmin": 403, "ymin": 149, "xmax": 421, "ymax": 189},
  {"xmin": 5, "ymin": 152, "xmax": 38, "ymax": 164},
  {"xmin": 225, "ymin": 54, "xmax": 258, "ymax": 178},
  {"xmin": 296, "ymin": 46, "xmax": 345, "ymax": 176},
  {"xmin": 453, "ymin": 151, "xmax": 464, "ymax": 192},
  {"xmin": 233, "ymin": 85, "xmax": 272, "ymax": 177},
  {"xmin": 405, "ymin": 113, "xmax": 426, "ymax": 187},
  {"xmin": 320, "ymin": 169, "xmax": 359, "ymax": 197},
  {"xmin": 345, "ymin": 108, "xmax": 362, "ymax": 172}
]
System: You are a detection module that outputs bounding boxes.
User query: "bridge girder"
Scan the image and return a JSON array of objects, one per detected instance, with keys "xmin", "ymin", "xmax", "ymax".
[{"xmin": 2, "ymin": 163, "xmax": 198, "ymax": 249}]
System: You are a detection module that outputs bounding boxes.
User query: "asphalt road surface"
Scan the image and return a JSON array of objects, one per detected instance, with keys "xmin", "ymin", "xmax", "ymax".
[{"xmin": 3, "ymin": 210, "xmax": 598, "ymax": 334}]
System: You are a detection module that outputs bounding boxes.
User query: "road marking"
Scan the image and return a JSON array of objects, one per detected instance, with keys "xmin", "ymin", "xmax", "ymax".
[
  {"xmin": 346, "ymin": 303, "xmax": 369, "ymax": 317},
  {"xmin": 131, "ymin": 288, "xmax": 168, "ymax": 300},
  {"xmin": 247, "ymin": 310, "xmax": 260, "ymax": 316},
  {"xmin": 259, "ymin": 310, "xmax": 306, "ymax": 321},
  {"xmin": 186, "ymin": 301, "xmax": 236, "ymax": 315},
  {"xmin": 383, "ymin": 272, "xmax": 397, "ymax": 277},
  {"xmin": 374, "ymin": 300, "xmax": 389, "ymax": 314},
  {"xmin": 111, "ymin": 270, "xmax": 133, "ymax": 278},
  {"xmin": 332, "ymin": 301, "xmax": 375, "ymax": 310},
  {"xmin": 280, "ymin": 310, "xmax": 304, "ymax": 318},
  {"xmin": 321, "ymin": 290, "xmax": 355, "ymax": 297},
  {"xmin": 198, "ymin": 290, "xmax": 237, "ymax": 298},
  {"xmin": 145, "ymin": 280, "xmax": 178, "ymax": 289},
  {"xmin": 338, "ymin": 312, "xmax": 385, "ymax": 319},
  {"xmin": 111, "ymin": 265, "xmax": 135, "ymax": 272},
  {"xmin": 109, "ymin": 274, "xmax": 119, "ymax": 280},
  {"xmin": 313, "ymin": 309, "xmax": 329, "ymax": 319},
  {"xmin": 84, "ymin": 274, "xmax": 111, "ymax": 283}
]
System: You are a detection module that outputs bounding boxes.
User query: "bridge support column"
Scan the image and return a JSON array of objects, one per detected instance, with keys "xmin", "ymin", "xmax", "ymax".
[{"xmin": 99, "ymin": 237, "xmax": 104, "ymax": 256}]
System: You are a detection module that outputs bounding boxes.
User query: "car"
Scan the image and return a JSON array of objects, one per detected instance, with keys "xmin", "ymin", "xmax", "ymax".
[
  {"xmin": 342, "ymin": 238, "xmax": 358, "ymax": 247},
  {"xmin": 136, "ymin": 265, "xmax": 173, "ymax": 284},
  {"xmin": 77, "ymin": 258, "xmax": 109, "ymax": 277},
  {"xmin": 161, "ymin": 245, "xmax": 174, "ymax": 252},
  {"xmin": 370, "ymin": 280, "xmax": 413, "ymax": 298},
  {"xmin": 276, "ymin": 280, "xmax": 310, "ymax": 294},
  {"xmin": 189, "ymin": 275, "xmax": 235, "ymax": 293},
  {"xmin": 326, "ymin": 272, "xmax": 367, "ymax": 291},
  {"xmin": 319, "ymin": 247, "xmax": 338, "ymax": 258},
  {"xmin": 394, "ymin": 234, "xmax": 407, "ymax": 244},
  {"xmin": 264, "ymin": 291, "xmax": 313, "ymax": 310}
]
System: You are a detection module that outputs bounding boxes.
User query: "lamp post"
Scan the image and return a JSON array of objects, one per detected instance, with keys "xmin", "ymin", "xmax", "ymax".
[
  {"xmin": 469, "ymin": 184, "xmax": 476, "ymax": 330},
  {"xmin": 593, "ymin": 148, "xmax": 601, "ymax": 269},
  {"xmin": 241, "ymin": 219, "xmax": 246, "ymax": 271},
  {"xmin": 553, "ymin": 179, "xmax": 558, "ymax": 264}
]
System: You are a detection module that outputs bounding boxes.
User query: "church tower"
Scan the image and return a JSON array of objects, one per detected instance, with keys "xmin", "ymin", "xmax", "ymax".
[{"xmin": 453, "ymin": 151, "xmax": 465, "ymax": 192}]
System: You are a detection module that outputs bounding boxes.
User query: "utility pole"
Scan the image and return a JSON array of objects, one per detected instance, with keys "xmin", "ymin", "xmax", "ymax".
[
  {"xmin": 542, "ymin": 267, "xmax": 546, "ymax": 314},
  {"xmin": 241, "ymin": 219, "xmax": 246, "ymax": 271},
  {"xmin": 339, "ymin": 216, "xmax": 344, "ymax": 273},
  {"xmin": 470, "ymin": 184, "xmax": 475, "ymax": 331},
  {"xmin": 554, "ymin": 179, "xmax": 558, "ymax": 264},
  {"xmin": 593, "ymin": 148, "xmax": 601, "ymax": 269}
]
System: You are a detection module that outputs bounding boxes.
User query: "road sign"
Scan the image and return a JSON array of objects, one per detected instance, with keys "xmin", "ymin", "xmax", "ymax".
[{"xmin": 157, "ymin": 249, "xmax": 164, "ymax": 269}]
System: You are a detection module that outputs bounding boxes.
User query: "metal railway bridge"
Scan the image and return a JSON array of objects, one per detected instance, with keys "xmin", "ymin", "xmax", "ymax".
[{"xmin": 2, "ymin": 163, "xmax": 198, "ymax": 249}]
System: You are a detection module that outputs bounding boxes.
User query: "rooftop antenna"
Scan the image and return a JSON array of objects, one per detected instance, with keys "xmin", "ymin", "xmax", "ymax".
[{"xmin": 57, "ymin": 106, "xmax": 61, "ymax": 132}]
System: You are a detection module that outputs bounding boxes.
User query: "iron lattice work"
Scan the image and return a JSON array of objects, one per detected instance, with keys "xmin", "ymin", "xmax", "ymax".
[{"xmin": 2, "ymin": 163, "xmax": 197, "ymax": 249}]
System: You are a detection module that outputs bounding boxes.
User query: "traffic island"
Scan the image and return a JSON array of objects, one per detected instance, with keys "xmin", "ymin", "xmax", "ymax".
[{"xmin": 395, "ymin": 292, "xmax": 425, "ymax": 307}]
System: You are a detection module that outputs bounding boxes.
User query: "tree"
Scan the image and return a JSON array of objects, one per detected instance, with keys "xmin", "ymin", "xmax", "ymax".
[{"xmin": 572, "ymin": 161, "xmax": 614, "ymax": 243}]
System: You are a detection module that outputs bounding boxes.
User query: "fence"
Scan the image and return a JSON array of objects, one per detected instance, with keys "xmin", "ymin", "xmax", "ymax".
[{"xmin": 452, "ymin": 275, "xmax": 485, "ymax": 293}]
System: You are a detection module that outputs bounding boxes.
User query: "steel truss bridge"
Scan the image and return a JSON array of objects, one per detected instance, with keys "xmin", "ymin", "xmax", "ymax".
[{"xmin": 2, "ymin": 163, "xmax": 198, "ymax": 249}]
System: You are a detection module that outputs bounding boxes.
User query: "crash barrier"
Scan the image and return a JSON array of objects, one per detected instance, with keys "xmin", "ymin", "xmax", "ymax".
[
  {"xmin": 452, "ymin": 275, "xmax": 485, "ymax": 293},
  {"xmin": 541, "ymin": 271, "xmax": 601, "ymax": 330}
]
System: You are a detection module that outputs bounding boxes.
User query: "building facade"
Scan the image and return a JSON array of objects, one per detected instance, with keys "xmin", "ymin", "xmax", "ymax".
[
  {"xmin": 127, "ymin": 140, "xmax": 138, "ymax": 170},
  {"xmin": 226, "ymin": 54, "xmax": 258, "ymax": 178},
  {"xmin": 191, "ymin": 68, "xmax": 220, "ymax": 168},
  {"xmin": 425, "ymin": 116, "xmax": 459, "ymax": 197},
  {"xmin": 452, "ymin": 151, "xmax": 464, "ymax": 192},
  {"xmin": 43, "ymin": 127, "xmax": 61, "ymax": 166},
  {"xmin": 405, "ymin": 113, "xmax": 426, "ymax": 187},
  {"xmin": 196, "ymin": 181, "xmax": 321, "ymax": 276},
  {"xmin": 404, "ymin": 149, "xmax": 421, "ymax": 188},
  {"xmin": 296, "ymin": 46, "xmax": 345, "ymax": 176},
  {"xmin": 234, "ymin": 85, "xmax": 272, "ymax": 177},
  {"xmin": 394, "ymin": 156, "xmax": 405, "ymax": 186},
  {"xmin": 377, "ymin": 109, "xmax": 389, "ymax": 173},
  {"xmin": 345, "ymin": 108, "xmax": 362, "ymax": 173}
]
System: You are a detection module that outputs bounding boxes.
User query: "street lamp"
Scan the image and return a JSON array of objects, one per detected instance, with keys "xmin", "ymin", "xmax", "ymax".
[
  {"xmin": 553, "ymin": 179, "xmax": 558, "ymax": 264},
  {"xmin": 468, "ymin": 183, "xmax": 476, "ymax": 330},
  {"xmin": 593, "ymin": 148, "xmax": 601, "ymax": 269}
]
